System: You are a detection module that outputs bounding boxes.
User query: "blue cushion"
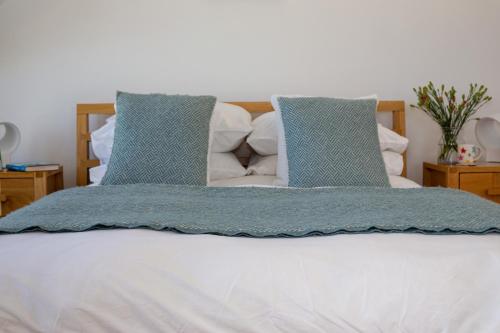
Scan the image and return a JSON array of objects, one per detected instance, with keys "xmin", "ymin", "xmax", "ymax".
[
  {"xmin": 101, "ymin": 92, "xmax": 216, "ymax": 185},
  {"xmin": 277, "ymin": 97, "xmax": 389, "ymax": 188}
]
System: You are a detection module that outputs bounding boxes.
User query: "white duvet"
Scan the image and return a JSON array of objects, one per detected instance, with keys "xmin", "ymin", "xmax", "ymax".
[
  {"xmin": 0, "ymin": 231, "xmax": 499, "ymax": 332},
  {"xmin": 1, "ymin": 178, "xmax": 499, "ymax": 332}
]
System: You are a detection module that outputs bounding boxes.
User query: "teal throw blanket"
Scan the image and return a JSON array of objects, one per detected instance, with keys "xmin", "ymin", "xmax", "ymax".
[{"xmin": 1, "ymin": 185, "xmax": 499, "ymax": 237}]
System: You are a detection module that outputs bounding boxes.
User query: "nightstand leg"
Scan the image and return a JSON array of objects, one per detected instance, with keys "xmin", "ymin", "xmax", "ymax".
[
  {"xmin": 423, "ymin": 166, "xmax": 431, "ymax": 187},
  {"xmin": 55, "ymin": 170, "xmax": 64, "ymax": 190}
]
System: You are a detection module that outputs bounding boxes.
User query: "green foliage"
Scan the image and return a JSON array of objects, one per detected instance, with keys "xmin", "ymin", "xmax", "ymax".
[{"xmin": 411, "ymin": 82, "xmax": 492, "ymax": 131}]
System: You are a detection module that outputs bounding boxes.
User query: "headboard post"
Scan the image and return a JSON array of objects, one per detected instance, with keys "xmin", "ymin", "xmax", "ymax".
[
  {"xmin": 76, "ymin": 111, "xmax": 89, "ymax": 186},
  {"xmin": 76, "ymin": 100, "xmax": 407, "ymax": 185},
  {"xmin": 379, "ymin": 101, "xmax": 406, "ymax": 177},
  {"xmin": 76, "ymin": 104, "xmax": 115, "ymax": 186}
]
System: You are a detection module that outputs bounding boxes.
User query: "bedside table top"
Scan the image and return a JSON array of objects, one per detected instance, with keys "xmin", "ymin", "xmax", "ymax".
[
  {"xmin": 0, "ymin": 167, "xmax": 63, "ymax": 179},
  {"xmin": 423, "ymin": 162, "xmax": 500, "ymax": 173}
]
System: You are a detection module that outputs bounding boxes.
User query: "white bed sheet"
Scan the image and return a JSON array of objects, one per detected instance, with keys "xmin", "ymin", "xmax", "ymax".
[
  {"xmin": 0, "ymin": 229, "xmax": 499, "ymax": 332},
  {"xmin": 208, "ymin": 175, "xmax": 421, "ymax": 188}
]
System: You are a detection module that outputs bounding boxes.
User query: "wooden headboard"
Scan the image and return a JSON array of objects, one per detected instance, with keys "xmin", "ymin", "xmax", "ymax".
[{"xmin": 76, "ymin": 100, "xmax": 406, "ymax": 186}]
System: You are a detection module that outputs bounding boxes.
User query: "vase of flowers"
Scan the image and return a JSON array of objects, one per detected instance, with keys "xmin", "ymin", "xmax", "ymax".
[
  {"xmin": 411, "ymin": 82, "xmax": 492, "ymax": 164},
  {"xmin": 438, "ymin": 126, "xmax": 460, "ymax": 164}
]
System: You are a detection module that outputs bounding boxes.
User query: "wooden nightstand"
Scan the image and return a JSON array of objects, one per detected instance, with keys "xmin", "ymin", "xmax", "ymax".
[
  {"xmin": 0, "ymin": 167, "xmax": 64, "ymax": 217},
  {"xmin": 423, "ymin": 162, "xmax": 500, "ymax": 203}
]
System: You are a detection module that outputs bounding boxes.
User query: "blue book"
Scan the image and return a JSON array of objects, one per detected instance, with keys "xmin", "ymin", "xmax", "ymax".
[{"xmin": 6, "ymin": 162, "xmax": 60, "ymax": 172}]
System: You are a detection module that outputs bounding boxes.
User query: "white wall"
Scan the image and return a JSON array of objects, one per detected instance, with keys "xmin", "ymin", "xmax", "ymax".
[{"xmin": 0, "ymin": 0, "xmax": 499, "ymax": 187}]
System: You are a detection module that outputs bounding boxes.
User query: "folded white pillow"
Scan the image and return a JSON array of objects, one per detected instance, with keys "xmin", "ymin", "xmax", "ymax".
[
  {"xmin": 245, "ymin": 151, "xmax": 402, "ymax": 177},
  {"xmin": 245, "ymin": 151, "xmax": 404, "ymax": 178},
  {"xmin": 247, "ymin": 112, "xmax": 278, "ymax": 155},
  {"xmin": 89, "ymin": 164, "xmax": 108, "ymax": 185},
  {"xmin": 377, "ymin": 123, "xmax": 409, "ymax": 154},
  {"xmin": 91, "ymin": 156, "xmax": 249, "ymax": 185},
  {"xmin": 210, "ymin": 103, "xmax": 252, "ymax": 153},
  {"xmin": 208, "ymin": 153, "xmax": 248, "ymax": 181},
  {"xmin": 90, "ymin": 116, "xmax": 116, "ymax": 165},
  {"xmin": 91, "ymin": 102, "xmax": 252, "ymax": 175},
  {"xmin": 382, "ymin": 151, "xmax": 404, "ymax": 176},
  {"xmin": 247, "ymin": 155, "xmax": 277, "ymax": 176}
]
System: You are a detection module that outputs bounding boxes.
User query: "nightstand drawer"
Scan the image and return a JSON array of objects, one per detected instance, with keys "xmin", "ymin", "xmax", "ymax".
[
  {"xmin": 0, "ymin": 178, "xmax": 35, "ymax": 217},
  {"xmin": 460, "ymin": 173, "xmax": 500, "ymax": 203}
]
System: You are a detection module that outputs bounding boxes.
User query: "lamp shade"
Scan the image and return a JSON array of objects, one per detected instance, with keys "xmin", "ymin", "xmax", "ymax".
[
  {"xmin": 475, "ymin": 115, "xmax": 500, "ymax": 162},
  {"xmin": 0, "ymin": 122, "xmax": 21, "ymax": 156}
]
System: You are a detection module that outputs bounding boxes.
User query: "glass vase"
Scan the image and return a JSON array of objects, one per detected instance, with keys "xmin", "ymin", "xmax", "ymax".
[{"xmin": 438, "ymin": 127, "xmax": 459, "ymax": 164}]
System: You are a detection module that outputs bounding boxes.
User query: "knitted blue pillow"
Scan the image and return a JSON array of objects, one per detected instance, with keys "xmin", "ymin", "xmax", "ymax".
[
  {"xmin": 277, "ymin": 97, "xmax": 389, "ymax": 188},
  {"xmin": 101, "ymin": 92, "xmax": 216, "ymax": 185}
]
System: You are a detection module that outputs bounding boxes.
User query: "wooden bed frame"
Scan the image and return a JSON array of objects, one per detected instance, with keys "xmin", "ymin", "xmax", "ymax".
[{"xmin": 76, "ymin": 101, "xmax": 406, "ymax": 186}]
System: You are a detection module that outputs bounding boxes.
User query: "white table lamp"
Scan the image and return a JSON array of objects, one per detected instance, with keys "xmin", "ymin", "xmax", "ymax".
[
  {"xmin": 0, "ymin": 122, "xmax": 21, "ymax": 167},
  {"xmin": 475, "ymin": 115, "xmax": 500, "ymax": 162}
]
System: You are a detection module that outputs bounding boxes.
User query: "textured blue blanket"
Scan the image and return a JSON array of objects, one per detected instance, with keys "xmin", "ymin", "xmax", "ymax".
[{"xmin": 1, "ymin": 185, "xmax": 499, "ymax": 237}]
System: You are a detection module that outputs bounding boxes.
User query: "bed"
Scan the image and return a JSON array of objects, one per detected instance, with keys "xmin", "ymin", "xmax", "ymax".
[{"xmin": 0, "ymin": 99, "xmax": 499, "ymax": 332}]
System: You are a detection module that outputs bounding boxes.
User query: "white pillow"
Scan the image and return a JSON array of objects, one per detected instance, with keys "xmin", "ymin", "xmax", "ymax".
[
  {"xmin": 247, "ymin": 155, "xmax": 277, "ymax": 176},
  {"xmin": 89, "ymin": 164, "xmax": 108, "ymax": 185},
  {"xmin": 90, "ymin": 153, "xmax": 248, "ymax": 184},
  {"xmin": 209, "ymin": 103, "xmax": 252, "ymax": 153},
  {"xmin": 271, "ymin": 94, "xmax": 379, "ymax": 186},
  {"xmin": 382, "ymin": 151, "xmax": 404, "ymax": 176},
  {"xmin": 246, "ymin": 112, "xmax": 278, "ymax": 155},
  {"xmin": 378, "ymin": 124, "xmax": 408, "ymax": 154},
  {"xmin": 90, "ymin": 102, "xmax": 252, "ymax": 177},
  {"xmin": 90, "ymin": 117, "xmax": 115, "ymax": 165},
  {"xmin": 208, "ymin": 153, "xmax": 248, "ymax": 181}
]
